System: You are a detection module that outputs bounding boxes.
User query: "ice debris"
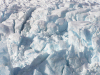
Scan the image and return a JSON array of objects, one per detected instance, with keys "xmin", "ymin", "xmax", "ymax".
[{"xmin": 0, "ymin": 0, "xmax": 100, "ymax": 75}]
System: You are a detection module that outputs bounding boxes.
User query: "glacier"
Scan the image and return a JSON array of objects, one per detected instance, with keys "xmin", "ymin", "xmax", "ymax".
[{"xmin": 0, "ymin": 0, "xmax": 100, "ymax": 75}]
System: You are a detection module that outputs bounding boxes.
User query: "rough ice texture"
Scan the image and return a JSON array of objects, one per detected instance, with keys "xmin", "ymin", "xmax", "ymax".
[{"xmin": 0, "ymin": 0, "xmax": 100, "ymax": 75}]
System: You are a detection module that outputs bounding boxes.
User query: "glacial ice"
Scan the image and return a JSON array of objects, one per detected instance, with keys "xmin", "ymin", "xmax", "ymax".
[{"xmin": 1, "ymin": 0, "xmax": 100, "ymax": 75}]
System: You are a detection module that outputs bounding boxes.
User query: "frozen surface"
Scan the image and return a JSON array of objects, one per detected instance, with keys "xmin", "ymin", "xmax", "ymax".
[{"xmin": 1, "ymin": 0, "xmax": 100, "ymax": 75}]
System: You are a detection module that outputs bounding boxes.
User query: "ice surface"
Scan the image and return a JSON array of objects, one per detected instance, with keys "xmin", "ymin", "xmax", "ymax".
[
  {"xmin": 33, "ymin": 69, "xmax": 42, "ymax": 75},
  {"xmin": 55, "ymin": 18, "xmax": 68, "ymax": 32},
  {"xmin": 1, "ymin": 0, "xmax": 100, "ymax": 75}
]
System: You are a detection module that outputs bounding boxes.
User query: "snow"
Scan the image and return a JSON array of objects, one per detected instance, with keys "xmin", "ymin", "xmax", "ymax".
[{"xmin": 0, "ymin": 0, "xmax": 100, "ymax": 75}]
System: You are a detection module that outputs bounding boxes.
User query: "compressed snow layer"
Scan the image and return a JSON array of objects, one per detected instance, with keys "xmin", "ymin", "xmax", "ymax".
[{"xmin": 1, "ymin": 0, "xmax": 100, "ymax": 75}]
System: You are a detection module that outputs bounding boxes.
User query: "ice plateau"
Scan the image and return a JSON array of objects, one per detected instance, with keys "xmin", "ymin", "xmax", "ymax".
[{"xmin": 0, "ymin": 0, "xmax": 100, "ymax": 75}]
